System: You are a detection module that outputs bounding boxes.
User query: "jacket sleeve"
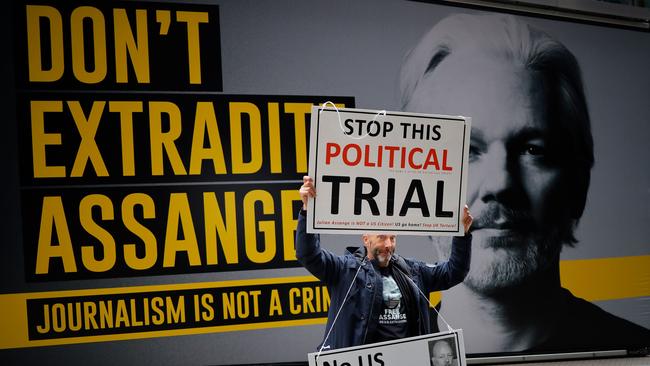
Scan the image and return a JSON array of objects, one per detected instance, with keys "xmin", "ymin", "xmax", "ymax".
[
  {"xmin": 295, "ymin": 211, "xmax": 345, "ymax": 285},
  {"xmin": 419, "ymin": 234, "xmax": 472, "ymax": 291}
]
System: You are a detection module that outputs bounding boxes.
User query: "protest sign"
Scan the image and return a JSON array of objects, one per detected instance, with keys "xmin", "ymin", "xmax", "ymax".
[
  {"xmin": 307, "ymin": 106, "xmax": 470, "ymax": 236},
  {"xmin": 308, "ymin": 329, "xmax": 466, "ymax": 366}
]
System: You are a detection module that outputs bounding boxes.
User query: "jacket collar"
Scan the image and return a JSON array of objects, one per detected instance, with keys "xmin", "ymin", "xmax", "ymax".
[
  {"xmin": 344, "ymin": 246, "xmax": 367, "ymax": 268},
  {"xmin": 346, "ymin": 245, "xmax": 365, "ymax": 258}
]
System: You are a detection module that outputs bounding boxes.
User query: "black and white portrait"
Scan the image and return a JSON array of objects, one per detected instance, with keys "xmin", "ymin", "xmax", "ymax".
[
  {"xmin": 428, "ymin": 337, "xmax": 459, "ymax": 366},
  {"xmin": 399, "ymin": 12, "xmax": 650, "ymax": 353}
]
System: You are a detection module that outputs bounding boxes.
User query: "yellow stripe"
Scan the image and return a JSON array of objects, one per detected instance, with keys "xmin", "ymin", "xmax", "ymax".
[
  {"xmin": 429, "ymin": 255, "xmax": 650, "ymax": 305},
  {"xmin": 0, "ymin": 294, "xmax": 30, "ymax": 348},
  {"xmin": 560, "ymin": 255, "xmax": 650, "ymax": 301},
  {"xmin": 2, "ymin": 255, "xmax": 649, "ymax": 349},
  {"xmin": 0, "ymin": 275, "xmax": 325, "ymax": 349},
  {"xmin": 0, "ymin": 315, "xmax": 326, "ymax": 349},
  {"xmin": 10, "ymin": 275, "xmax": 319, "ymax": 299},
  {"xmin": 429, "ymin": 291, "xmax": 442, "ymax": 307}
]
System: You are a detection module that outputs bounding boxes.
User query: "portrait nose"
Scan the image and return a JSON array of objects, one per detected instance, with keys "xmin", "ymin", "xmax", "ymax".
[{"xmin": 477, "ymin": 144, "xmax": 514, "ymax": 203}]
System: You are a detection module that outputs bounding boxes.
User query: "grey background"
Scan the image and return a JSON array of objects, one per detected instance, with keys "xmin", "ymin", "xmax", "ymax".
[{"xmin": 1, "ymin": 0, "xmax": 649, "ymax": 364}]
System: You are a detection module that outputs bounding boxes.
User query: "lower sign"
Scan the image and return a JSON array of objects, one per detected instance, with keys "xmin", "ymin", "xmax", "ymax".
[{"xmin": 308, "ymin": 329, "xmax": 466, "ymax": 366}]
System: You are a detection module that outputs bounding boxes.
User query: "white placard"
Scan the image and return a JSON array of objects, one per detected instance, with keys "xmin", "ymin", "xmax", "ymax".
[
  {"xmin": 307, "ymin": 106, "xmax": 471, "ymax": 236},
  {"xmin": 308, "ymin": 329, "xmax": 466, "ymax": 366}
]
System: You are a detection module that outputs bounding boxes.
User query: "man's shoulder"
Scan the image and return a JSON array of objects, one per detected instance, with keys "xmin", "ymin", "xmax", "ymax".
[
  {"xmin": 535, "ymin": 288, "xmax": 650, "ymax": 351},
  {"xmin": 399, "ymin": 256, "xmax": 434, "ymax": 276},
  {"xmin": 401, "ymin": 256, "xmax": 438, "ymax": 268},
  {"xmin": 561, "ymin": 289, "xmax": 649, "ymax": 333},
  {"xmin": 332, "ymin": 246, "xmax": 368, "ymax": 269},
  {"xmin": 396, "ymin": 256, "xmax": 420, "ymax": 268}
]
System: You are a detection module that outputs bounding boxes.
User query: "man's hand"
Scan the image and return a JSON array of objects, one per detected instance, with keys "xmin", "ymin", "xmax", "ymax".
[
  {"xmin": 299, "ymin": 176, "xmax": 316, "ymax": 210},
  {"xmin": 462, "ymin": 204, "xmax": 473, "ymax": 234}
]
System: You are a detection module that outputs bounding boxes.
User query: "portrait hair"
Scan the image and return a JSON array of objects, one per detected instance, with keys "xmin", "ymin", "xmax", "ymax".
[{"xmin": 400, "ymin": 13, "xmax": 593, "ymax": 245}]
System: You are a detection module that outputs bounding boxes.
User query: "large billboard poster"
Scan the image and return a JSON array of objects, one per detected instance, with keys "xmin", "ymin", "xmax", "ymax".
[{"xmin": 1, "ymin": 0, "xmax": 648, "ymax": 364}]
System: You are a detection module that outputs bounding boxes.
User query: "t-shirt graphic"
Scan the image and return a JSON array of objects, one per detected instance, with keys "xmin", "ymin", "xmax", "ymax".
[{"xmin": 375, "ymin": 273, "xmax": 408, "ymax": 341}]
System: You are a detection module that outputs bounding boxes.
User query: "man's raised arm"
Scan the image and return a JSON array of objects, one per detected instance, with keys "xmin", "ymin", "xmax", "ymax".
[{"xmin": 295, "ymin": 176, "xmax": 344, "ymax": 284}]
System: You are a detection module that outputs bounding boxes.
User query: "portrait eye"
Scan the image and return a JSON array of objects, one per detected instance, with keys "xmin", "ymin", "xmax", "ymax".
[
  {"xmin": 468, "ymin": 143, "xmax": 482, "ymax": 161},
  {"xmin": 524, "ymin": 144, "xmax": 545, "ymax": 156},
  {"xmin": 519, "ymin": 138, "xmax": 546, "ymax": 157}
]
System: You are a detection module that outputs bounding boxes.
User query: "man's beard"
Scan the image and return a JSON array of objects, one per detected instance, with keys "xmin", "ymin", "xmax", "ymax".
[
  {"xmin": 373, "ymin": 247, "xmax": 393, "ymax": 267},
  {"xmin": 430, "ymin": 210, "xmax": 563, "ymax": 295},
  {"xmin": 468, "ymin": 233, "xmax": 559, "ymax": 294}
]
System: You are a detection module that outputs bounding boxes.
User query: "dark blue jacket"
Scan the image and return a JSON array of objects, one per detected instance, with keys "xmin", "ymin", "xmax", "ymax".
[{"xmin": 295, "ymin": 212, "xmax": 471, "ymax": 350}]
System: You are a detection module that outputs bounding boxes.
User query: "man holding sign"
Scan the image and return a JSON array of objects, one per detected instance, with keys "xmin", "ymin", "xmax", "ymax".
[{"xmin": 296, "ymin": 176, "xmax": 473, "ymax": 350}]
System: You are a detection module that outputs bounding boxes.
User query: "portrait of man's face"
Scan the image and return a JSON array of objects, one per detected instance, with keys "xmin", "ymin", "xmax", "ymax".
[
  {"xmin": 407, "ymin": 51, "xmax": 569, "ymax": 294},
  {"xmin": 430, "ymin": 339, "xmax": 455, "ymax": 366}
]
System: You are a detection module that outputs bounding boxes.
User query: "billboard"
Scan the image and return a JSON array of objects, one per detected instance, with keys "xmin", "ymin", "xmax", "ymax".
[{"xmin": 1, "ymin": 0, "xmax": 648, "ymax": 364}]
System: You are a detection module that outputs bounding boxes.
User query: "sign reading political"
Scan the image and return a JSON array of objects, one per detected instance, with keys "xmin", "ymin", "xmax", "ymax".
[
  {"xmin": 307, "ymin": 106, "xmax": 471, "ymax": 236},
  {"xmin": 308, "ymin": 329, "xmax": 466, "ymax": 366}
]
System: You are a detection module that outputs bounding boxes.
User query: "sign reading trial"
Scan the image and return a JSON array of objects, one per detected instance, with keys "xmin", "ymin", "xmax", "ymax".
[{"xmin": 307, "ymin": 106, "xmax": 470, "ymax": 236}]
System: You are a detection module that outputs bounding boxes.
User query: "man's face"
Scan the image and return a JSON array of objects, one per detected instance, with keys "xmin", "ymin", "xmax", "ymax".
[
  {"xmin": 406, "ymin": 52, "xmax": 567, "ymax": 294},
  {"xmin": 431, "ymin": 341, "xmax": 454, "ymax": 366},
  {"xmin": 363, "ymin": 234, "xmax": 396, "ymax": 267}
]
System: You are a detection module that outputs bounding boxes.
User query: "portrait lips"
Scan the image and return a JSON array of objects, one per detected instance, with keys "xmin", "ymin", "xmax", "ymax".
[{"xmin": 470, "ymin": 203, "xmax": 535, "ymax": 249}]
